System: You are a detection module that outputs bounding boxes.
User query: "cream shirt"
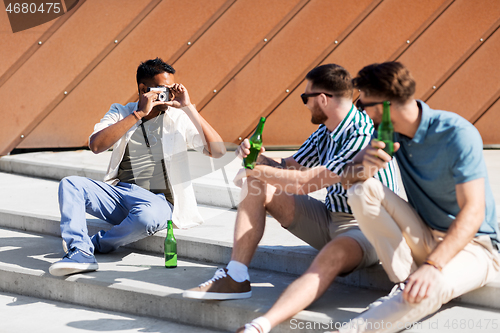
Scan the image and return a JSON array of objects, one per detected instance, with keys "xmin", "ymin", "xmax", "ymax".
[{"xmin": 91, "ymin": 102, "xmax": 205, "ymax": 229}]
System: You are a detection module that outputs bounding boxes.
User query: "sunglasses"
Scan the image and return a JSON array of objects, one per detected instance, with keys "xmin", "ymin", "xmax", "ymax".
[
  {"xmin": 355, "ymin": 99, "xmax": 385, "ymax": 111},
  {"xmin": 300, "ymin": 92, "xmax": 333, "ymax": 105}
]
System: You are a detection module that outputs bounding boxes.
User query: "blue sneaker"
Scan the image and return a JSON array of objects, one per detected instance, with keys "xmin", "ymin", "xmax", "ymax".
[{"xmin": 49, "ymin": 248, "xmax": 98, "ymax": 276}]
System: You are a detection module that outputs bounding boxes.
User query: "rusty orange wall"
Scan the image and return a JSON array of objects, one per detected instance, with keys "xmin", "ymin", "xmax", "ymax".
[{"xmin": 0, "ymin": 0, "xmax": 499, "ymax": 154}]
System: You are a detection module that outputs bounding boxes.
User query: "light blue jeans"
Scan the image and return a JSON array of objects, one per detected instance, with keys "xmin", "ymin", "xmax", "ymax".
[{"xmin": 59, "ymin": 176, "xmax": 172, "ymax": 254}]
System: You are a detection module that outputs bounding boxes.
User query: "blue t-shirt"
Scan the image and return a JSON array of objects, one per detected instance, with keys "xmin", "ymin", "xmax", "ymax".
[{"xmin": 395, "ymin": 101, "xmax": 499, "ymax": 243}]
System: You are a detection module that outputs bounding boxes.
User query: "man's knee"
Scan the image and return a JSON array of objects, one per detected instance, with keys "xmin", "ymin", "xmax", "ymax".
[
  {"xmin": 347, "ymin": 178, "xmax": 380, "ymax": 212},
  {"xmin": 129, "ymin": 205, "xmax": 169, "ymax": 235},
  {"xmin": 59, "ymin": 176, "xmax": 90, "ymax": 197},
  {"xmin": 60, "ymin": 176, "xmax": 82, "ymax": 189},
  {"xmin": 307, "ymin": 237, "xmax": 363, "ymax": 279}
]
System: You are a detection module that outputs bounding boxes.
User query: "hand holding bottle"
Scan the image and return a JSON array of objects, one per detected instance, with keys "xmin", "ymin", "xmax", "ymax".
[
  {"xmin": 242, "ymin": 117, "xmax": 266, "ymax": 169},
  {"xmin": 361, "ymin": 139, "xmax": 400, "ymax": 179},
  {"xmin": 236, "ymin": 138, "xmax": 265, "ymax": 159}
]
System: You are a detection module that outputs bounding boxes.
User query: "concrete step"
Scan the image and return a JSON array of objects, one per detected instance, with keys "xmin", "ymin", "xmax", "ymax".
[
  {"xmin": 0, "ymin": 150, "xmax": 326, "ymax": 210},
  {"xmin": 2, "ymin": 226, "xmax": 500, "ymax": 333},
  {"xmin": 0, "ymin": 291, "xmax": 224, "ymax": 333},
  {"xmin": 0, "ymin": 170, "xmax": 392, "ymax": 291},
  {"xmin": 1, "ymin": 171, "xmax": 500, "ymax": 312},
  {"xmin": 0, "ymin": 226, "xmax": 381, "ymax": 333}
]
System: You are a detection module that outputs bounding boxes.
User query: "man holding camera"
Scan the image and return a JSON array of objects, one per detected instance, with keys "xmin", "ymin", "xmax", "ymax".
[
  {"xmin": 183, "ymin": 64, "xmax": 398, "ymax": 333},
  {"xmin": 49, "ymin": 58, "xmax": 225, "ymax": 276}
]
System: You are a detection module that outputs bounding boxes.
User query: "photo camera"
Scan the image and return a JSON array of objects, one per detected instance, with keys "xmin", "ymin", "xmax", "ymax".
[{"xmin": 147, "ymin": 86, "xmax": 169, "ymax": 102}]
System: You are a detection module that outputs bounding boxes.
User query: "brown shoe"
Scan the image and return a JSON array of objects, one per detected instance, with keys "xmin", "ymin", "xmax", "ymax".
[{"xmin": 183, "ymin": 268, "xmax": 251, "ymax": 300}]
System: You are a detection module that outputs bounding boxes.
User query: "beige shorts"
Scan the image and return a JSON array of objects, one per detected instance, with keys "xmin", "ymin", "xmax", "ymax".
[{"xmin": 286, "ymin": 195, "xmax": 378, "ymax": 273}]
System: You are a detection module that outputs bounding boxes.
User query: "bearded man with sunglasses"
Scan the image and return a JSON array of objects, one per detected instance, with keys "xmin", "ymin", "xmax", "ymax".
[
  {"xmin": 49, "ymin": 58, "xmax": 225, "ymax": 276},
  {"xmin": 332, "ymin": 61, "xmax": 500, "ymax": 333},
  {"xmin": 183, "ymin": 64, "xmax": 398, "ymax": 333}
]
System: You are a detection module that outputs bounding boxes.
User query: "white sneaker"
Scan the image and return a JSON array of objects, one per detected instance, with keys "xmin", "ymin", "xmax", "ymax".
[
  {"xmin": 49, "ymin": 248, "xmax": 98, "ymax": 276},
  {"xmin": 368, "ymin": 282, "xmax": 405, "ymax": 309}
]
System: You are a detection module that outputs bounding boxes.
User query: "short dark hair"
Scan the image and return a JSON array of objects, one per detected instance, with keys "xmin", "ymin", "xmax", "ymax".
[
  {"xmin": 305, "ymin": 64, "xmax": 353, "ymax": 99},
  {"xmin": 352, "ymin": 62, "xmax": 416, "ymax": 103},
  {"xmin": 136, "ymin": 57, "xmax": 175, "ymax": 85}
]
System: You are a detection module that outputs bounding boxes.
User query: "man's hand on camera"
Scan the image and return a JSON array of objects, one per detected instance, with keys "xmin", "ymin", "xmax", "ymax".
[
  {"xmin": 137, "ymin": 91, "xmax": 168, "ymax": 118},
  {"xmin": 166, "ymin": 83, "xmax": 191, "ymax": 108}
]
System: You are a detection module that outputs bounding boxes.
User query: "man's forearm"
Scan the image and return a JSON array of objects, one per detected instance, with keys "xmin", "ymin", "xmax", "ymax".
[
  {"xmin": 340, "ymin": 163, "xmax": 369, "ymax": 189},
  {"xmin": 257, "ymin": 155, "xmax": 287, "ymax": 169},
  {"xmin": 89, "ymin": 113, "xmax": 138, "ymax": 154},
  {"xmin": 426, "ymin": 179, "xmax": 485, "ymax": 269},
  {"xmin": 182, "ymin": 104, "xmax": 225, "ymax": 158},
  {"xmin": 248, "ymin": 165, "xmax": 338, "ymax": 195},
  {"xmin": 426, "ymin": 206, "xmax": 483, "ymax": 269}
]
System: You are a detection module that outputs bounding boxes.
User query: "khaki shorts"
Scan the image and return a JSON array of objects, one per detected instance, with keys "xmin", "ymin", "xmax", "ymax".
[{"xmin": 286, "ymin": 195, "xmax": 378, "ymax": 273}]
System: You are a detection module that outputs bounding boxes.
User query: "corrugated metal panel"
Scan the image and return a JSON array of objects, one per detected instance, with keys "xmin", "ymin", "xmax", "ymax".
[
  {"xmin": 265, "ymin": 0, "xmax": 450, "ymax": 146},
  {"xmin": 331, "ymin": 0, "xmax": 451, "ymax": 75},
  {"xmin": 0, "ymin": 1, "xmax": 83, "ymax": 87},
  {"xmin": 199, "ymin": 0, "xmax": 375, "ymax": 144},
  {"xmin": 264, "ymin": 80, "xmax": 316, "ymax": 146},
  {"xmin": 18, "ymin": 0, "xmax": 229, "ymax": 149},
  {"xmin": 0, "ymin": 15, "xmax": 54, "ymax": 79},
  {"xmin": 426, "ymin": 27, "xmax": 500, "ymax": 122},
  {"xmin": 173, "ymin": 0, "xmax": 303, "ymax": 107},
  {"xmin": 398, "ymin": 0, "xmax": 500, "ymax": 100},
  {"xmin": 1, "ymin": 0, "xmax": 153, "ymax": 153},
  {"xmin": 474, "ymin": 97, "xmax": 500, "ymax": 146},
  {"xmin": 1, "ymin": 0, "xmax": 500, "ymax": 152}
]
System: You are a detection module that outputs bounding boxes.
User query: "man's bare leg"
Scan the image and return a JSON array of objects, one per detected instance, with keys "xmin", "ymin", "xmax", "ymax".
[
  {"xmin": 231, "ymin": 176, "xmax": 296, "ymax": 266},
  {"xmin": 235, "ymin": 237, "xmax": 363, "ymax": 332},
  {"xmin": 263, "ymin": 237, "xmax": 363, "ymax": 328},
  {"xmin": 183, "ymin": 176, "xmax": 297, "ymax": 300}
]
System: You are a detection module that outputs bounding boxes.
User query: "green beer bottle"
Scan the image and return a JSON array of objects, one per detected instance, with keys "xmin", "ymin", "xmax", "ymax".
[
  {"xmin": 243, "ymin": 117, "xmax": 266, "ymax": 169},
  {"xmin": 164, "ymin": 220, "xmax": 177, "ymax": 268},
  {"xmin": 378, "ymin": 101, "xmax": 394, "ymax": 157}
]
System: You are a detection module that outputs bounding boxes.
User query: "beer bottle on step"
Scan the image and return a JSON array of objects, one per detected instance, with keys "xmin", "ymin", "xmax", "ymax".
[{"xmin": 164, "ymin": 220, "xmax": 177, "ymax": 268}]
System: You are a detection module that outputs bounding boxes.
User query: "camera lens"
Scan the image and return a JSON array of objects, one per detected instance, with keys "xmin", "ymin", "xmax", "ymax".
[{"xmin": 158, "ymin": 92, "xmax": 167, "ymax": 102}]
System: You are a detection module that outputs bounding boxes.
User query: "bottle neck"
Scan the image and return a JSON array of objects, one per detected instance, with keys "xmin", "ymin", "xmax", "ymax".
[
  {"xmin": 382, "ymin": 101, "xmax": 391, "ymax": 123},
  {"xmin": 254, "ymin": 117, "xmax": 266, "ymax": 136}
]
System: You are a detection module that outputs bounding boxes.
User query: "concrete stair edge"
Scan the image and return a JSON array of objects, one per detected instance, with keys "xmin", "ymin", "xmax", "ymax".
[
  {"xmin": 0, "ymin": 154, "xmax": 241, "ymax": 209},
  {"xmin": 0, "ymin": 262, "xmax": 261, "ymax": 333},
  {"xmin": 0, "ymin": 208, "xmax": 391, "ymax": 291},
  {"xmin": 0, "ymin": 227, "xmax": 378, "ymax": 333},
  {"xmin": 2, "ymin": 227, "xmax": 500, "ymax": 333},
  {"xmin": 2, "ymin": 209, "xmax": 500, "ymax": 310},
  {"xmin": 0, "ymin": 154, "xmax": 329, "ymax": 209}
]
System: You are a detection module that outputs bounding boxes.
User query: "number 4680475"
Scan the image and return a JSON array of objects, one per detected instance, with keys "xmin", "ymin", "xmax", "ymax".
[{"xmin": 5, "ymin": 3, "xmax": 61, "ymax": 14}]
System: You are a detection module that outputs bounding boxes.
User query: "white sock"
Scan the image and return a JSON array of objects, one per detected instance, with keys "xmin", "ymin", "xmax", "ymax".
[
  {"xmin": 243, "ymin": 317, "xmax": 271, "ymax": 333},
  {"xmin": 226, "ymin": 260, "xmax": 249, "ymax": 283}
]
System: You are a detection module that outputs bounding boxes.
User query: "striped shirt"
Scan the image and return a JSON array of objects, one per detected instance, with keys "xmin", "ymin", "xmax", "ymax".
[{"xmin": 293, "ymin": 105, "xmax": 399, "ymax": 214}]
